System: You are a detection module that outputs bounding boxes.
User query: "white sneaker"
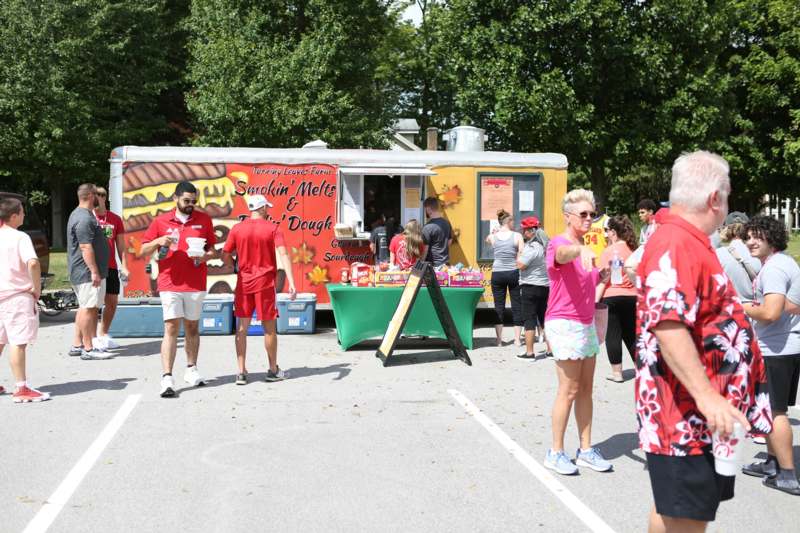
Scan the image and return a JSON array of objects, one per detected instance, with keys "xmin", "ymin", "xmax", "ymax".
[
  {"xmin": 80, "ymin": 348, "xmax": 114, "ymax": 360},
  {"xmin": 184, "ymin": 366, "xmax": 205, "ymax": 387},
  {"xmin": 160, "ymin": 375, "xmax": 176, "ymax": 398},
  {"xmin": 101, "ymin": 335, "xmax": 120, "ymax": 349},
  {"xmin": 92, "ymin": 336, "xmax": 108, "ymax": 351}
]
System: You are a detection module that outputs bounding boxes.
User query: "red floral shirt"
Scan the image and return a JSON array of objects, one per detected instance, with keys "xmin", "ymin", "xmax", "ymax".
[{"xmin": 635, "ymin": 213, "xmax": 772, "ymax": 456}]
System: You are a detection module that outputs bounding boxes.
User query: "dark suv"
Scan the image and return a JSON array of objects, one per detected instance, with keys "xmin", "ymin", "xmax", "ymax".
[{"xmin": 0, "ymin": 192, "xmax": 49, "ymax": 275}]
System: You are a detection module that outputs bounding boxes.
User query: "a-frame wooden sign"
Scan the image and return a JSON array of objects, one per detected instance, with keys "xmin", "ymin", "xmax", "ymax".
[{"xmin": 375, "ymin": 261, "xmax": 472, "ymax": 367}]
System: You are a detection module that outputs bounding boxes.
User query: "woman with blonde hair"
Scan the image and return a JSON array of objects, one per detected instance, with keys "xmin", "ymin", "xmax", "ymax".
[
  {"xmin": 486, "ymin": 208, "xmax": 524, "ymax": 346},
  {"xmin": 389, "ymin": 219, "xmax": 427, "ymax": 270},
  {"xmin": 543, "ymin": 189, "xmax": 612, "ymax": 475}
]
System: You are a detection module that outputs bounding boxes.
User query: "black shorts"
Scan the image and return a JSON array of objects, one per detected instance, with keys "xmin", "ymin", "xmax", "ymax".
[
  {"xmin": 646, "ymin": 451, "xmax": 734, "ymax": 522},
  {"xmin": 105, "ymin": 268, "xmax": 120, "ymax": 296},
  {"xmin": 520, "ymin": 284, "xmax": 548, "ymax": 330},
  {"xmin": 765, "ymin": 355, "xmax": 800, "ymax": 413}
]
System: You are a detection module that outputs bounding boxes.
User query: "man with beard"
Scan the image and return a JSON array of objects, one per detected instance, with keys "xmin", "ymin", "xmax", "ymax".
[
  {"xmin": 140, "ymin": 181, "xmax": 217, "ymax": 398},
  {"xmin": 67, "ymin": 183, "xmax": 112, "ymax": 360}
]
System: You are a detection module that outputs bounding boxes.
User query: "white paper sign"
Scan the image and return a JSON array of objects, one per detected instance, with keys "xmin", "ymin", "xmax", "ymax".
[
  {"xmin": 288, "ymin": 317, "xmax": 301, "ymax": 327},
  {"xmin": 519, "ymin": 190, "xmax": 535, "ymax": 212},
  {"xmin": 203, "ymin": 318, "xmax": 215, "ymax": 328}
]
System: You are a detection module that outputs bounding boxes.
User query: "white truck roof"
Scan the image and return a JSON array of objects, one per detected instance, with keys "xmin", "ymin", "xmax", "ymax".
[{"xmin": 110, "ymin": 146, "xmax": 568, "ymax": 169}]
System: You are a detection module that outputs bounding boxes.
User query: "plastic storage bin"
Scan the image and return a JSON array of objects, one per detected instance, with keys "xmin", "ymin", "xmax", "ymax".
[
  {"xmin": 277, "ymin": 293, "xmax": 316, "ymax": 334},
  {"xmin": 239, "ymin": 293, "xmax": 317, "ymax": 335},
  {"xmin": 107, "ymin": 295, "xmax": 234, "ymax": 337},
  {"xmin": 198, "ymin": 295, "xmax": 235, "ymax": 335}
]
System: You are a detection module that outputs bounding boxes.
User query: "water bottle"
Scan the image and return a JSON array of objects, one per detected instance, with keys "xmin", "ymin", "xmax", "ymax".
[
  {"xmin": 378, "ymin": 234, "xmax": 389, "ymax": 262},
  {"xmin": 610, "ymin": 249, "xmax": 623, "ymax": 285},
  {"xmin": 157, "ymin": 229, "xmax": 178, "ymax": 261},
  {"xmin": 157, "ymin": 243, "xmax": 169, "ymax": 260}
]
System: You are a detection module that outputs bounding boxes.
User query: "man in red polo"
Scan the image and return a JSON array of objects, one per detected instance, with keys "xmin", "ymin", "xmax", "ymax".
[
  {"xmin": 223, "ymin": 195, "xmax": 296, "ymax": 385},
  {"xmin": 140, "ymin": 181, "xmax": 217, "ymax": 398},
  {"xmin": 636, "ymin": 151, "xmax": 772, "ymax": 532}
]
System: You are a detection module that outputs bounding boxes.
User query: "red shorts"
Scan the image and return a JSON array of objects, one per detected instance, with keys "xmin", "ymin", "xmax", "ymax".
[{"xmin": 234, "ymin": 288, "xmax": 278, "ymax": 321}]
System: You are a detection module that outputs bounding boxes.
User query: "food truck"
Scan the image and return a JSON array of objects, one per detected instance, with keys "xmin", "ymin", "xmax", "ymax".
[{"xmin": 109, "ymin": 142, "xmax": 567, "ymax": 309}]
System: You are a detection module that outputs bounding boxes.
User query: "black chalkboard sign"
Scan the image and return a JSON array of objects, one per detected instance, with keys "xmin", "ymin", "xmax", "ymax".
[{"xmin": 376, "ymin": 261, "xmax": 471, "ymax": 366}]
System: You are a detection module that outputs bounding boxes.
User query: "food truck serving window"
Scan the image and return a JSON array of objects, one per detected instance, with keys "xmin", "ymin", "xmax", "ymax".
[
  {"xmin": 338, "ymin": 167, "xmax": 434, "ymax": 237},
  {"xmin": 477, "ymin": 172, "xmax": 544, "ymax": 261}
]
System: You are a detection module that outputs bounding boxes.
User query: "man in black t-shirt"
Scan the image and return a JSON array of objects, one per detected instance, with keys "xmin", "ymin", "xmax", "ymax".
[
  {"xmin": 422, "ymin": 197, "xmax": 452, "ymax": 266},
  {"xmin": 369, "ymin": 214, "xmax": 389, "ymax": 263}
]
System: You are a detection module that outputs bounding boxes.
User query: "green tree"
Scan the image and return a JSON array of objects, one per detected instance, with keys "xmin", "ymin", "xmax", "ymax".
[
  {"xmin": 436, "ymin": 0, "xmax": 734, "ymax": 208},
  {"xmin": 185, "ymin": 0, "xmax": 396, "ymax": 148},
  {"xmin": 0, "ymin": 0, "xmax": 181, "ymax": 243},
  {"xmin": 723, "ymin": 0, "xmax": 800, "ymax": 208},
  {"xmin": 0, "ymin": 0, "xmax": 179, "ymax": 187},
  {"xmin": 384, "ymin": 1, "xmax": 458, "ymax": 133}
]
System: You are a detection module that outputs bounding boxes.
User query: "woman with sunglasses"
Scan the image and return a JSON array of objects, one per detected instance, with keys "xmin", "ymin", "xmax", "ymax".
[
  {"xmin": 543, "ymin": 188, "xmax": 612, "ymax": 475},
  {"xmin": 596, "ymin": 215, "xmax": 637, "ymax": 383}
]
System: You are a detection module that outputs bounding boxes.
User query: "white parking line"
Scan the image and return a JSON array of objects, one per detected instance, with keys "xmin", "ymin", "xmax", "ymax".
[
  {"xmin": 23, "ymin": 394, "xmax": 142, "ymax": 533},
  {"xmin": 448, "ymin": 389, "xmax": 617, "ymax": 533}
]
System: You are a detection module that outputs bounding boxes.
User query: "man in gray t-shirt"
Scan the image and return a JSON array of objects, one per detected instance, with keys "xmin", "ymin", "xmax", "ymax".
[
  {"xmin": 67, "ymin": 184, "xmax": 112, "ymax": 360},
  {"xmin": 742, "ymin": 215, "xmax": 800, "ymax": 495},
  {"xmin": 67, "ymin": 207, "xmax": 109, "ymax": 285}
]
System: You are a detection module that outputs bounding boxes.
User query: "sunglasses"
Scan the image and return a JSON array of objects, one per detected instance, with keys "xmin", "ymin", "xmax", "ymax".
[
  {"xmin": 566, "ymin": 210, "xmax": 597, "ymax": 219},
  {"xmin": 96, "ymin": 192, "xmax": 107, "ymax": 197}
]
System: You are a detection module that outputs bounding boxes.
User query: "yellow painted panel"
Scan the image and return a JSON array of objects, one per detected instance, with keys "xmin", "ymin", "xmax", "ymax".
[{"xmin": 426, "ymin": 165, "xmax": 567, "ymax": 303}]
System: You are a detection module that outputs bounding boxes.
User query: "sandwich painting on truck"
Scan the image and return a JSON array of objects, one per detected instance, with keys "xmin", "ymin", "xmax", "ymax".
[{"xmin": 120, "ymin": 162, "xmax": 370, "ymax": 305}]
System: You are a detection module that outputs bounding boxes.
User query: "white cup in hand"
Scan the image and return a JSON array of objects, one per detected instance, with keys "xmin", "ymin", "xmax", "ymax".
[{"xmin": 712, "ymin": 422, "xmax": 746, "ymax": 476}]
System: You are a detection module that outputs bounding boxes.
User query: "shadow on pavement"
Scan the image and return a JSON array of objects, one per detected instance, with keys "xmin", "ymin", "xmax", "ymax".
[
  {"xmin": 384, "ymin": 350, "xmax": 467, "ymax": 367},
  {"xmin": 39, "ymin": 377, "xmax": 137, "ymax": 396},
  {"xmin": 593, "ymin": 432, "xmax": 646, "ymax": 466},
  {"xmin": 285, "ymin": 364, "xmax": 351, "ymax": 380},
  {"xmin": 180, "ymin": 363, "xmax": 354, "ymax": 393},
  {"xmin": 114, "ymin": 339, "xmax": 175, "ymax": 358}
]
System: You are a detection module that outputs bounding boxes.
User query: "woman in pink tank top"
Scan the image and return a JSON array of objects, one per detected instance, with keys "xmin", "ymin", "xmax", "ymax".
[{"xmin": 542, "ymin": 189, "xmax": 612, "ymax": 476}]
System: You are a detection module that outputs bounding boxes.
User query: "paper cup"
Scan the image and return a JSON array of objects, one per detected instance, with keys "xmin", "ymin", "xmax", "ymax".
[{"xmin": 713, "ymin": 422, "xmax": 746, "ymax": 476}]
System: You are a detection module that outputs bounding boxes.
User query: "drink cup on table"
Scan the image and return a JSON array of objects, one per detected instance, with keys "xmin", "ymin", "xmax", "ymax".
[{"xmin": 712, "ymin": 422, "xmax": 746, "ymax": 476}]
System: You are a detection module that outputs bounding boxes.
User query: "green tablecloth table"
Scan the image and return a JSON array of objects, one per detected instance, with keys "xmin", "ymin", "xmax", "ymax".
[{"xmin": 326, "ymin": 284, "xmax": 483, "ymax": 350}]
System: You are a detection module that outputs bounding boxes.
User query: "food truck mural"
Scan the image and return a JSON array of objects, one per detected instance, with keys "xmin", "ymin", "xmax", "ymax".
[
  {"xmin": 119, "ymin": 161, "xmax": 370, "ymax": 304},
  {"xmin": 110, "ymin": 147, "xmax": 568, "ymax": 308}
]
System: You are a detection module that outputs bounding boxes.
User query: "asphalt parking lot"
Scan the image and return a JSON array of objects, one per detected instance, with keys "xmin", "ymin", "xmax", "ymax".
[{"xmin": 1, "ymin": 311, "xmax": 799, "ymax": 533}]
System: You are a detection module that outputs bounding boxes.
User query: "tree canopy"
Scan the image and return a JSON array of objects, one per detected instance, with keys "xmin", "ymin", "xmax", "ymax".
[{"xmin": 0, "ymin": 0, "xmax": 797, "ymax": 213}]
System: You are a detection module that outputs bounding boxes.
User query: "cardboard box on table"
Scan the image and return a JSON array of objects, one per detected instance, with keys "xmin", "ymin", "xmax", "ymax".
[
  {"xmin": 448, "ymin": 271, "xmax": 483, "ymax": 287},
  {"xmin": 374, "ymin": 271, "xmax": 410, "ymax": 287}
]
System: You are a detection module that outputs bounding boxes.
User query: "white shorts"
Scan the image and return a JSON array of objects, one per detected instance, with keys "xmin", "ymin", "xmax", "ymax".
[
  {"xmin": 73, "ymin": 280, "xmax": 107, "ymax": 309},
  {"xmin": 0, "ymin": 293, "xmax": 39, "ymax": 345},
  {"xmin": 161, "ymin": 291, "xmax": 206, "ymax": 321},
  {"xmin": 544, "ymin": 319, "xmax": 599, "ymax": 360}
]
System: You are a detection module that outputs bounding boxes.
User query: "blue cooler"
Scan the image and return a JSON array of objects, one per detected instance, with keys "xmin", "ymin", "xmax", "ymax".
[
  {"xmin": 108, "ymin": 299, "xmax": 167, "ymax": 337},
  {"xmin": 277, "ymin": 293, "xmax": 316, "ymax": 334},
  {"xmin": 241, "ymin": 293, "xmax": 317, "ymax": 335},
  {"xmin": 199, "ymin": 295, "xmax": 235, "ymax": 335},
  {"xmin": 108, "ymin": 295, "xmax": 234, "ymax": 337}
]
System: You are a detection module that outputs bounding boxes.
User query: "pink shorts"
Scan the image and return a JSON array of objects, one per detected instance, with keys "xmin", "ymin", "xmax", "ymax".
[{"xmin": 0, "ymin": 292, "xmax": 39, "ymax": 346}]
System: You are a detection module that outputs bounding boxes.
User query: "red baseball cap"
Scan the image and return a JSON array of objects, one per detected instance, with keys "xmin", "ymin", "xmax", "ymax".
[{"xmin": 520, "ymin": 216, "xmax": 540, "ymax": 229}]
